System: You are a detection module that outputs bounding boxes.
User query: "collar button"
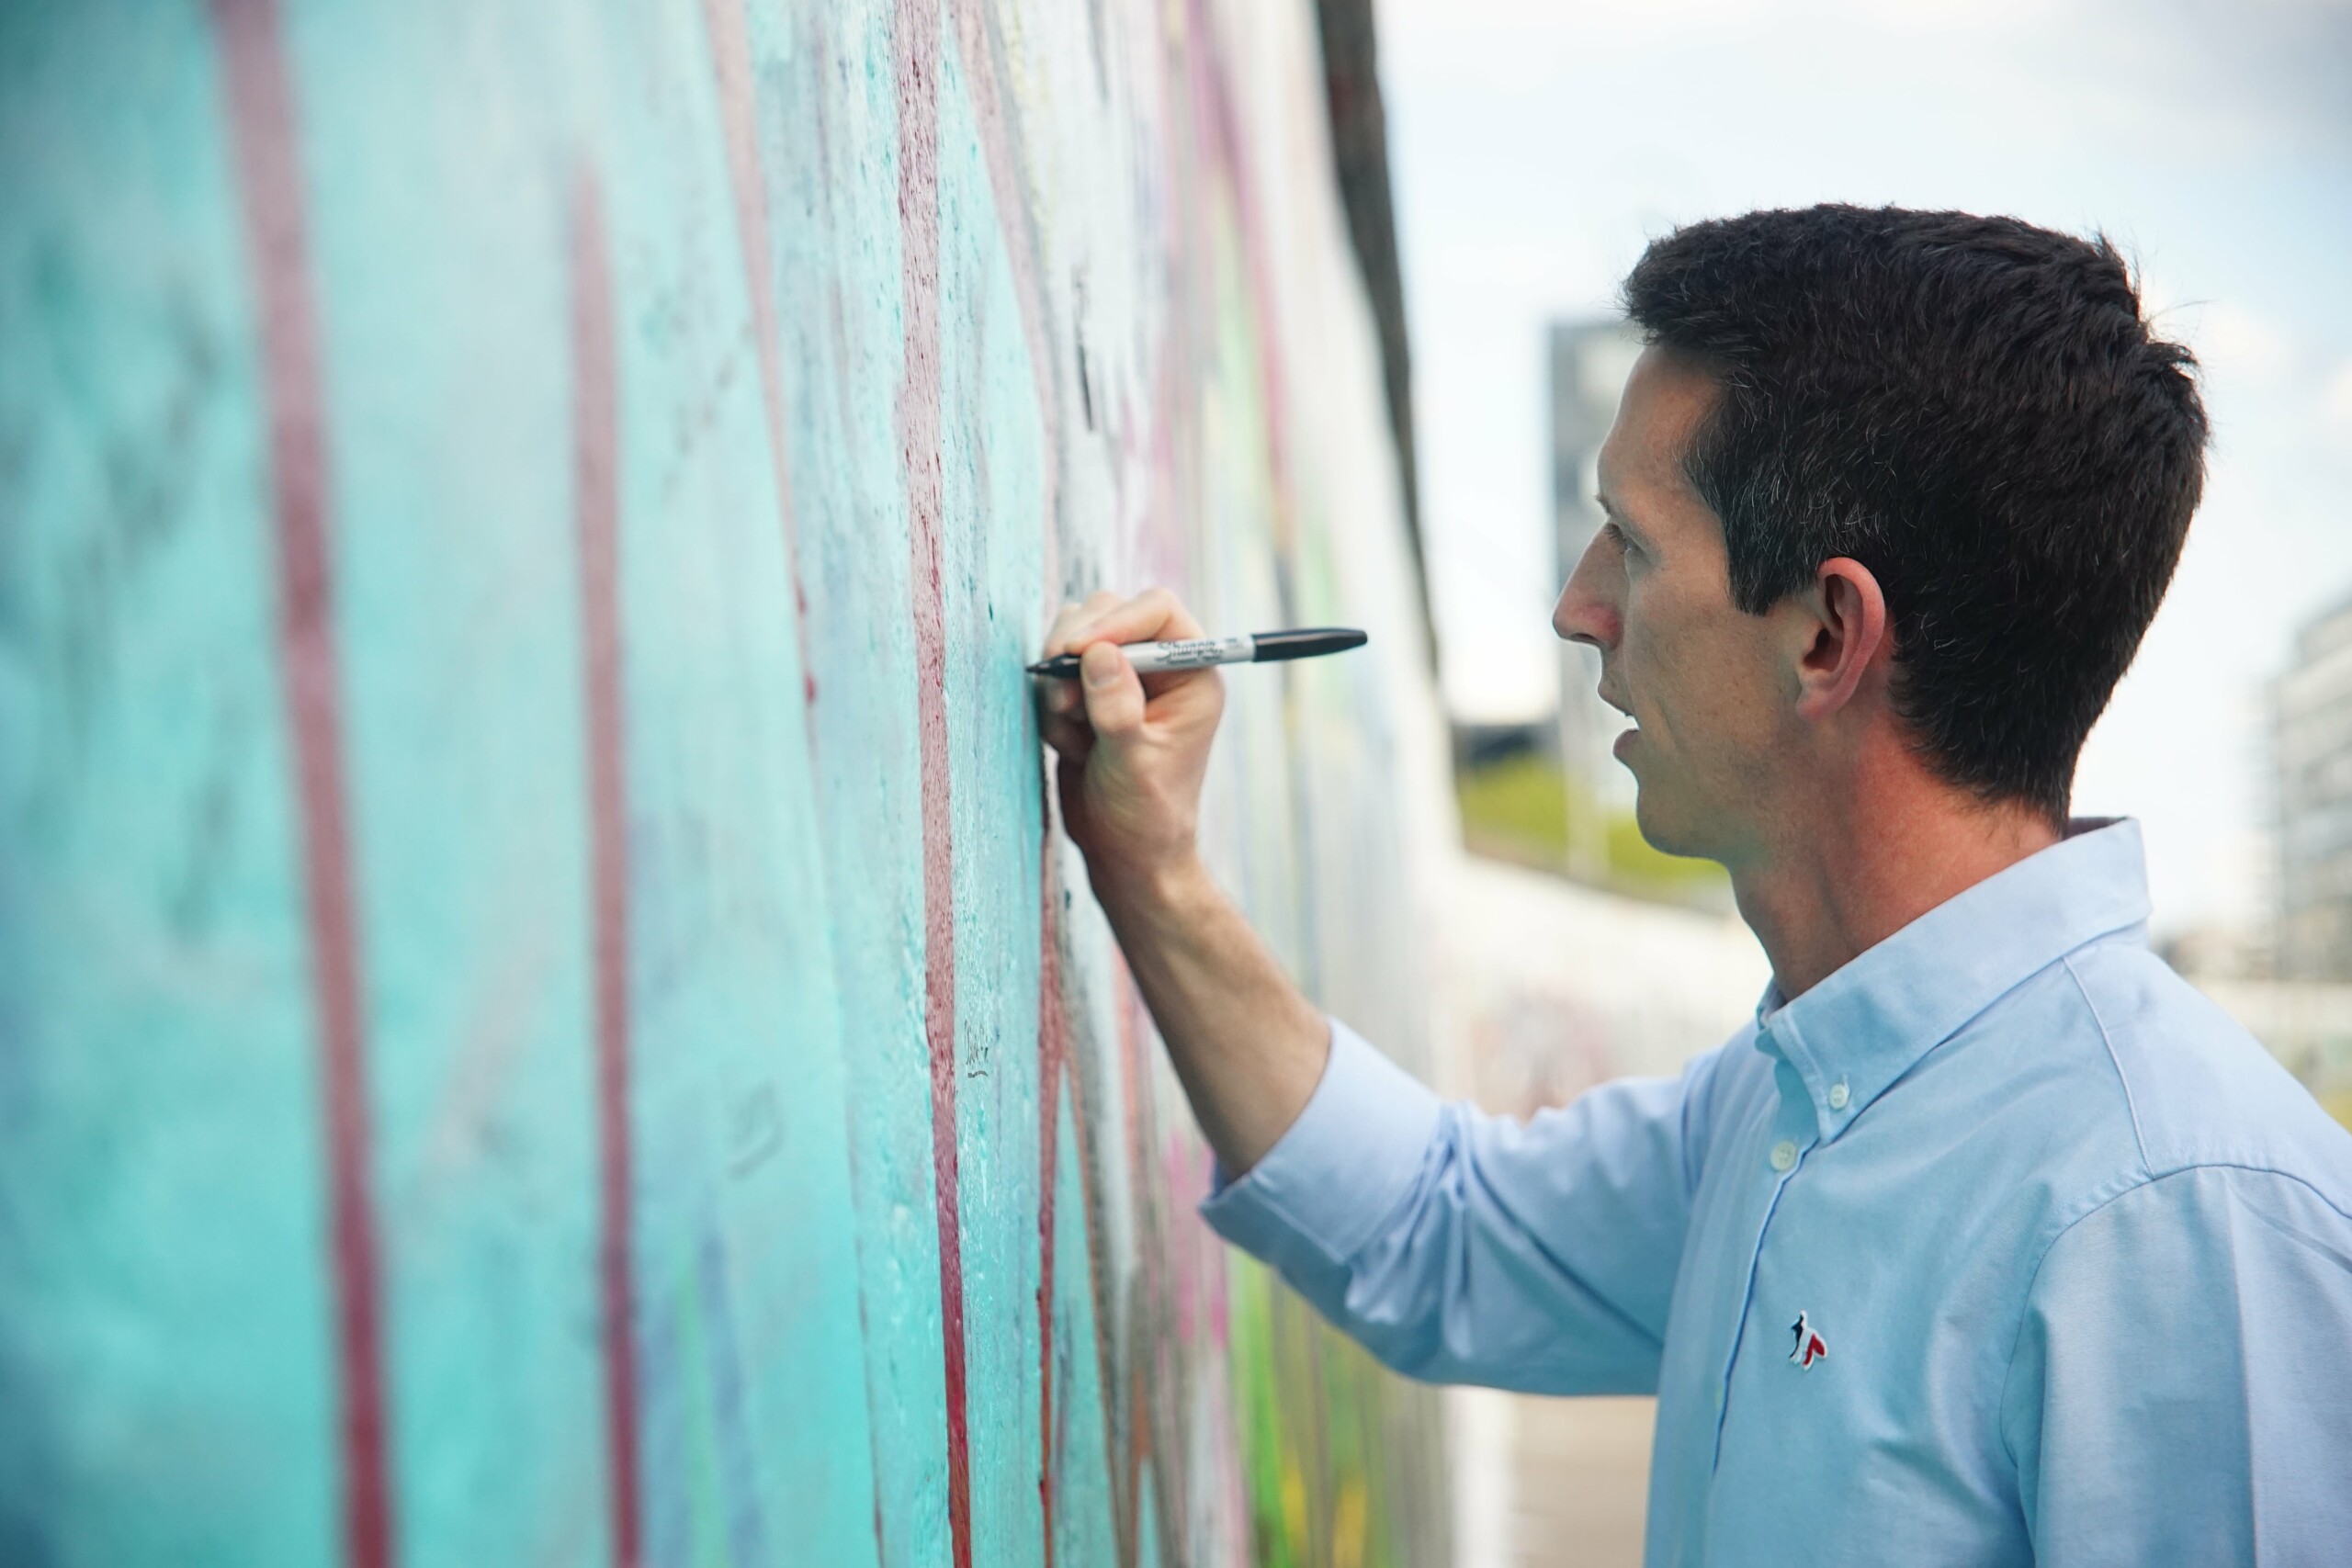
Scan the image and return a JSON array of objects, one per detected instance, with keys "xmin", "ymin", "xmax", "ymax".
[
  {"xmin": 1770, "ymin": 1139, "xmax": 1798, "ymax": 1173},
  {"xmin": 1828, "ymin": 1080, "xmax": 1850, "ymax": 1111}
]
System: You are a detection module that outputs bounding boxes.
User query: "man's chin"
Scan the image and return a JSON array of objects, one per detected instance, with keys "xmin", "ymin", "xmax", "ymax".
[{"xmin": 1630, "ymin": 785, "xmax": 1702, "ymax": 862}]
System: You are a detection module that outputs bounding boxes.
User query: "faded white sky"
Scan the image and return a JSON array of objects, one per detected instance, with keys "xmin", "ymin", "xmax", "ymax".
[{"xmin": 1376, "ymin": 0, "xmax": 2352, "ymax": 935}]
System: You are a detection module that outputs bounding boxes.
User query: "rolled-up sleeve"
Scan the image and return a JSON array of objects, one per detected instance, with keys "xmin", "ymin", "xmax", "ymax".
[
  {"xmin": 1202, "ymin": 1017, "xmax": 1719, "ymax": 1395},
  {"xmin": 2001, "ymin": 1165, "xmax": 2352, "ymax": 1566}
]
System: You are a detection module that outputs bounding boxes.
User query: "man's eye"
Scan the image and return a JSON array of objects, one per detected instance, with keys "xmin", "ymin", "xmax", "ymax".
[{"xmin": 1603, "ymin": 521, "xmax": 1636, "ymax": 557}]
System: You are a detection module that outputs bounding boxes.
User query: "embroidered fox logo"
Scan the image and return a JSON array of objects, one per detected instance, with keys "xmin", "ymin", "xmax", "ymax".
[{"xmin": 1789, "ymin": 1311, "xmax": 1827, "ymax": 1370}]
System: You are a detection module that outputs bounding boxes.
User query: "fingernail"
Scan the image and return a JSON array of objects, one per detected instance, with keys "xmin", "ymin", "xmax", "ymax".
[{"xmin": 1082, "ymin": 645, "xmax": 1121, "ymax": 689}]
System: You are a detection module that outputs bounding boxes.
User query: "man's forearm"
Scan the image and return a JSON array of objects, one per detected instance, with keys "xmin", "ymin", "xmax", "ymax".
[{"xmin": 1091, "ymin": 855, "xmax": 1329, "ymax": 1176}]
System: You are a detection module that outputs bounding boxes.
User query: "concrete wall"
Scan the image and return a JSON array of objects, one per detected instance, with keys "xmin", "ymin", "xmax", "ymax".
[{"xmin": 0, "ymin": 1, "xmax": 1459, "ymax": 1563}]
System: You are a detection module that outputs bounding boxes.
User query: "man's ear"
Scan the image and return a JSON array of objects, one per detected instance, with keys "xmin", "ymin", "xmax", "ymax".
[{"xmin": 1794, "ymin": 556, "xmax": 1891, "ymax": 721}]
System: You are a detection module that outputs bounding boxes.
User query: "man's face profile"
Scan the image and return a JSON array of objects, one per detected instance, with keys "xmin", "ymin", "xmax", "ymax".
[{"xmin": 1553, "ymin": 345, "xmax": 1799, "ymax": 866}]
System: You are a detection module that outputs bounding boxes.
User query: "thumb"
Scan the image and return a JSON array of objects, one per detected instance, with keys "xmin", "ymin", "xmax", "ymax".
[{"xmin": 1078, "ymin": 642, "xmax": 1147, "ymax": 743}]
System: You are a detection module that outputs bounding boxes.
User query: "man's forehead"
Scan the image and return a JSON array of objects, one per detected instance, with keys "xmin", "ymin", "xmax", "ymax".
[{"xmin": 1600, "ymin": 347, "xmax": 1720, "ymax": 504}]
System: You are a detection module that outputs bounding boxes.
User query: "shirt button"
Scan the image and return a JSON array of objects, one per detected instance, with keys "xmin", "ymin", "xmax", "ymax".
[
  {"xmin": 1770, "ymin": 1139, "xmax": 1797, "ymax": 1172},
  {"xmin": 1828, "ymin": 1080, "xmax": 1850, "ymax": 1111}
]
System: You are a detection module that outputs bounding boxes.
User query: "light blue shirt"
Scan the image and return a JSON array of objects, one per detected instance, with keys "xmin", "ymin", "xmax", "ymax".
[{"xmin": 1203, "ymin": 820, "xmax": 2352, "ymax": 1565}]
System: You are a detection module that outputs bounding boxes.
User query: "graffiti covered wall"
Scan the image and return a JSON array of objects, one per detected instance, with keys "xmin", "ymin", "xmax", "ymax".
[{"xmin": 0, "ymin": 0, "xmax": 1459, "ymax": 1564}]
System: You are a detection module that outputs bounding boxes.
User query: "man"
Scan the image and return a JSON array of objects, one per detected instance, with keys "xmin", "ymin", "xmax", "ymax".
[{"xmin": 1035, "ymin": 206, "xmax": 2352, "ymax": 1565}]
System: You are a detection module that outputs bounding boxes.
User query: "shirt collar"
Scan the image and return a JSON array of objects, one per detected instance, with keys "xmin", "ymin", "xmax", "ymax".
[{"xmin": 1752, "ymin": 818, "xmax": 2153, "ymax": 1143}]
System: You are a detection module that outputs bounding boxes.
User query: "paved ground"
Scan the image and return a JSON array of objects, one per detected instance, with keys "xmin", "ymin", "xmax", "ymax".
[
  {"xmin": 1507, "ymin": 1395, "xmax": 1655, "ymax": 1566},
  {"xmin": 1454, "ymin": 1386, "xmax": 1656, "ymax": 1568}
]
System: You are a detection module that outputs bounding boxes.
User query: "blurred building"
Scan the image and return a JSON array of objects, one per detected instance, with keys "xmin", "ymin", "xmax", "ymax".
[
  {"xmin": 1547, "ymin": 318, "xmax": 1645, "ymax": 879},
  {"xmin": 2274, "ymin": 594, "xmax": 2352, "ymax": 981}
]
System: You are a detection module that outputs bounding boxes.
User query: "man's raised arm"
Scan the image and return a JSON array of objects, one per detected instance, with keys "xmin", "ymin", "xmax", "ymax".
[
  {"xmin": 1035, "ymin": 589, "xmax": 1709, "ymax": 1397},
  {"xmin": 1035, "ymin": 588, "xmax": 1329, "ymax": 1175}
]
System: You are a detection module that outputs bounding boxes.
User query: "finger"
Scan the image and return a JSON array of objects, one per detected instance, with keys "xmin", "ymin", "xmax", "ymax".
[
  {"xmin": 1141, "ymin": 662, "xmax": 1224, "ymax": 711},
  {"xmin": 1043, "ymin": 602, "xmax": 1084, "ymax": 657},
  {"xmin": 1044, "ymin": 590, "xmax": 1126, "ymax": 658},
  {"xmin": 1078, "ymin": 642, "xmax": 1147, "ymax": 743},
  {"xmin": 1070, "ymin": 587, "xmax": 1205, "ymax": 654},
  {"xmin": 1136, "ymin": 662, "xmax": 1209, "ymax": 701},
  {"xmin": 1055, "ymin": 753, "xmax": 1090, "ymax": 823},
  {"xmin": 1039, "ymin": 711, "xmax": 1093, "ymax": 759},
  {"xmin": 1033, "ymin": 671, "xmax": 1083, "ymax": 718},
  {"xmin": 1041, "ymin": 597, "xmax": 1102, "ymax": 659}
]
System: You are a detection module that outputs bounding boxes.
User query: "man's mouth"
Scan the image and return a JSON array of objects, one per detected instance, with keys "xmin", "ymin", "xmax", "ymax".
[{"xmin": 1600, "ymin": 686, "xmax": 1639, "ymax": 759}]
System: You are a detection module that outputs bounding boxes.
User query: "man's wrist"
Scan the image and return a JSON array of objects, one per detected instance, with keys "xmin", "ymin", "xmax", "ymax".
[{"xmin": 1089, "ymin": 848, "xmax": 1218, "ymax": 927}]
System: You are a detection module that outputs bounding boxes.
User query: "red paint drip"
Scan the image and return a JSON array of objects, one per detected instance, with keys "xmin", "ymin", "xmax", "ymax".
[
  {"xmin": 569, "ymin": 172, "xmax": 640, "ymax": 1568},
  {"xmin": 1112, "ymin": 960, "xmax": 1159, "ymax": 1566},
  {"xmin": 701, "ymin": 15, "xmax": 881, "ymax": 1557},
  {"xmin": 1035, "ymin": 846, "xmax": 1069, "ymax": 1568},
  {"xmin": 700, "ymin": 0, "xmax": 820, "ymax": 705},
  {"xmin": 210, "ymin": 5, "xmax": 393, "ymax": 1563},
  {"xmin": 1184, "ymin": 0, "xmax": 1301, "ymax": 584},
  {"xmin": 1056, "ymin": 991, "xmax": 1131, "ymax": 1564},
  {"xmin": 944, "ymin": 3, "xmax": 1062, "ymax": 508},
  {"xmin": 1127, "ymin": 1357, "xmax": 1154, "ymax": 1568},
  {"xmin": 893, "ymin": 3, "xmax": 973, "ymax": 1564}
]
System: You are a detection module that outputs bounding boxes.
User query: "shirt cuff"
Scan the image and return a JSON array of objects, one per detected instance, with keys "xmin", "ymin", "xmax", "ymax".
[{"xmin": 1199, "ymin": 1016, "xmax": 1444, "ymax": 1269}]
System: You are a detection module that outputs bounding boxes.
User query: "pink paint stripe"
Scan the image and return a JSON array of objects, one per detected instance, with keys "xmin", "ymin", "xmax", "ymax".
[
  {"xmin": 1112, "ymin": 963, "xmax": 1150, "ymax": 1565},
  {"xmin": 1035, "ymin": 847, "xmax": 1069, "ymax": 1568},
  {"xmin": 1057, "ymin": 999, "xmax": 1132, "ymax": 1565},
  {"xmin": 1036, "ymin": 1047, "xmax": 1061, "ymax": 1567},
  {"xmin": 944, "ymin": 4, "xmax": 1061, "ymax": 527},
  {"xmin": 701, "ymin": 18, "xmax": 892, "ymax": 1556},
  {"xmin": 893, "ymin": 3, "xmax": 974, "ymax": 1565},
  {"xmin": 924, "ymin": 39, "xmax": 1083, "ymax": 1548},
  {"xmin": 945, "ymin": 14, "xmax": 1084, "ymax": 1545},
  {"xmin": 569, "ymin": 170, "xmax": 640, "ymax": 1568},
  {"xmin": 1185, "ymin": 1, "xmax": 1299, "ymax": 567},
  {"xmin": 699, "ymin": 0, "xmax": 819, "ymax": 707},
  {"xmin": 209, "ymin": 6, "xmax": 393, "ymax": 1564}
]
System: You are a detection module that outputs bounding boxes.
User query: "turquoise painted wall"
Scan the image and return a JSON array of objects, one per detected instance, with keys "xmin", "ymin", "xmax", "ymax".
[{"xmin": 0, "ymin": 1, "xmax": 1456, "ymax": 1563}]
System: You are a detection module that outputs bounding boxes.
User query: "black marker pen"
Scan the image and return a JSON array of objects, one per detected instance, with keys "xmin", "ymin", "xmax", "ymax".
[{"xmin": 1026, "ymin": 626, "xmax": 1367, "ymax": 679}]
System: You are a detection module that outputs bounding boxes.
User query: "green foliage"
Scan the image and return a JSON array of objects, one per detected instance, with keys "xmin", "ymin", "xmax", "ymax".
[{"xmin": 1453, "ymin": 752, "xmax": 1731, "ymax": 908}]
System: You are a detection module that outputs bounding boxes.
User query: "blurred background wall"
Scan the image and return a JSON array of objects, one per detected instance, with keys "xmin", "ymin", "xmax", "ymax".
[{"xmin": 0, "ymin": 1, "xmax": 1461, "ymax": 1563}]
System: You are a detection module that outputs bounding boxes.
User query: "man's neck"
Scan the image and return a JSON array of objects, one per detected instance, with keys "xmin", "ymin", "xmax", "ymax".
[{"xmin": 1730, "ymin": 758, "xmax": 2062, "ymax": 1000}]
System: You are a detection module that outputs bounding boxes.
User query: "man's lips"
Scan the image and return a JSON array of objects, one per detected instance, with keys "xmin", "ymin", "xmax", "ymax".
[{"xmin": 1600, "ymin": 687, "xmax": 1638, "ymax": 758}]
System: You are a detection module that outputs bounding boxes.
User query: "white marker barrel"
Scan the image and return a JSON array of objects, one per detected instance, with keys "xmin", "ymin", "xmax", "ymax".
[{"xmin": 1123, "ymin": 634, "xmax": 1255, "ymax": 674}]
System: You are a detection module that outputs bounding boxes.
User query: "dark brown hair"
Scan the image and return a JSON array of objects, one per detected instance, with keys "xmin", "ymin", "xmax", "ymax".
[{"xmin": 1624, "ymin": 204, "xmax": 2209, "ymax": 821}]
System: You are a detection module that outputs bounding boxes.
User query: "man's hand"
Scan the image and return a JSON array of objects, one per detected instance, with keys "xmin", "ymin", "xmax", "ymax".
[
  {"xmin": 1034, "ymin": 587, "xmax": 1327, "ymax": 1175},
  {"xmin": 1036, "ymin": 588, "xmax": 1227, "ymax": 900}
]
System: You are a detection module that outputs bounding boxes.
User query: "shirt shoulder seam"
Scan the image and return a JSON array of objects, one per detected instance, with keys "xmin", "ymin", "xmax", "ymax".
[
  {"xmin": 2127, "ymin": 1158, "xmax": 2352, "ymax": 1222},
  {"xmin": 1996, "ymin": 1160, "xmax": 2352, "ymax": 1470},
  {"xmin": 2061, "ymin": 949, "xmax": 2150, "ymax": 1169},
  {"xmin": 1998, "ymin": 1167, "xmax": 2154, "ymax": 1470}
]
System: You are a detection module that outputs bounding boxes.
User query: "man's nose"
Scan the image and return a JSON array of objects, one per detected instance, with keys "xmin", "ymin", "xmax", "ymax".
[{"xmin": 1553, "ymin": 540, "xmax": 1622, "ymax": 650}]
